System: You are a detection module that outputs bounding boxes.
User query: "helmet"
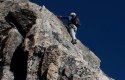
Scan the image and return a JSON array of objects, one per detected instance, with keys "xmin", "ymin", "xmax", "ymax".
[{"xmin": 70, "ymin": 12, "xmax": 76, "ymax": 17}]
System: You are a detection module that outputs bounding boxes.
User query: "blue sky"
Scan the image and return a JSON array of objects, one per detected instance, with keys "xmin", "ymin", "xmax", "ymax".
[{"xmin": 32, "ymin": 0, "xmax": 125, "ymax": 80}]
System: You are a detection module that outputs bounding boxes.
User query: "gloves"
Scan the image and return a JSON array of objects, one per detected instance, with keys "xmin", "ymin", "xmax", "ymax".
[{"xmin": 57, "ymin": 16, "xmax": 62, "ymax": 19}]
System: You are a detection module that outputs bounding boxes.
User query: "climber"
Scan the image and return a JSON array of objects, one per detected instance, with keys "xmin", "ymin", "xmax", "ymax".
[{"xmin": 57, "ymin": 12, "xmax": 80, "ymax": 44}]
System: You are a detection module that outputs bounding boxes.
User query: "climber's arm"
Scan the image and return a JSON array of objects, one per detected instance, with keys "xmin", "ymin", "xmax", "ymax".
[{"xmin": 57, "ymin": 16, "xmax": 70, "ymax": 21}]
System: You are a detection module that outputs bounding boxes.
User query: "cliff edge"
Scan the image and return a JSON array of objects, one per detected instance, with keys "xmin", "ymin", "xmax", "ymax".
[{"xmin": 0, "ymin": 0, "xmax": 113, "ymax": 80}]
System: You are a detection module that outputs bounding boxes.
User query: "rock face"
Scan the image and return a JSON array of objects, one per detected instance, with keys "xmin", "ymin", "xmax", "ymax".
[{"xmin": 0, "ymin": 0, "xmax": 113, "ymax": 80}]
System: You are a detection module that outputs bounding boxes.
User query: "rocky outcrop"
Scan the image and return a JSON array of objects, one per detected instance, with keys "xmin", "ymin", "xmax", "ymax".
[{"xmin": 0, "ymin": 0, "xmax": 113, "ymax": 80}]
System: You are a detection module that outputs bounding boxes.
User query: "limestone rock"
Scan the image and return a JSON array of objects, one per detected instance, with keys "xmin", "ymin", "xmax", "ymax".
[{"xmin": 0, "ymin": 0, "xmax": 113, "ymax": 80}]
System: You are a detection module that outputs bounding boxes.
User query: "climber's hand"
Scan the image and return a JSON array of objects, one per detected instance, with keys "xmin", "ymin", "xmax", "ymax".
[{"xmin": 57, "ymin": 16, "xmax": 62, "ymax": 19}]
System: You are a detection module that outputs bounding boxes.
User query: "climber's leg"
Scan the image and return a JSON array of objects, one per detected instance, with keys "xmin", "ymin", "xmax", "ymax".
[{"xmin": 69, "ymin": 24, "xmax": 77, "ymax": 44}]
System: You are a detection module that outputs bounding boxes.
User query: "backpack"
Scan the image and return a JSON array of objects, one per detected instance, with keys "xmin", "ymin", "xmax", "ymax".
[{"xmin": 71, "ymin": 16, "xmax": 80, "ymax": 27}]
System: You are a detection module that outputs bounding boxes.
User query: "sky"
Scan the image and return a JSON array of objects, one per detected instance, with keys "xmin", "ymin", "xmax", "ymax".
[{"xmin": 32, "ymin": 0, "xmax": 125, "ymax": 80}]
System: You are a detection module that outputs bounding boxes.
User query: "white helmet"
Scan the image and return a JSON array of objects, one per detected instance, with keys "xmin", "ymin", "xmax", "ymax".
[{"xmin": 70, "ymin": 12, "xmax": 76, "ymax": 17}]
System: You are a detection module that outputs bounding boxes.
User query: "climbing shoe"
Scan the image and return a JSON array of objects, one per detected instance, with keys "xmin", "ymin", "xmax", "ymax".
[{"xmin": 71, "ymin": 39, "xmax": 77, "ymax": 45}]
